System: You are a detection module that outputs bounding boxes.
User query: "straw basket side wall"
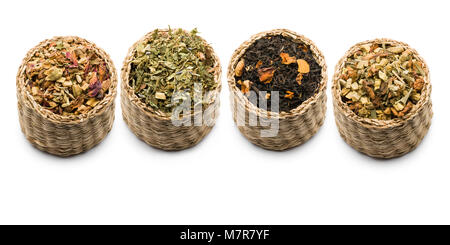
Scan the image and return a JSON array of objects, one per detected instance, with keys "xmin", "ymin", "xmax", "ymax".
[{"xmin": 17, "ymin": 98, "xmax": 115, "ymax": 156}]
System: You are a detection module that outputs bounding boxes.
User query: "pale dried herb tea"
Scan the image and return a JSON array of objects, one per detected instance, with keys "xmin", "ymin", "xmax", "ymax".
[
  {"xmin": 25, "ymin": 38, "xmax": 112, "ymax": 116},
  {"xmin": 339, "ymin": 42, "xmax": 425, "ymax": 119},
  {"xmin": 129, "ymin": 28, "xmax": 217, "ymax": 114},
  {"xmin": 234, "ymin": 35, "xmax": 322, "ymax": 112}
]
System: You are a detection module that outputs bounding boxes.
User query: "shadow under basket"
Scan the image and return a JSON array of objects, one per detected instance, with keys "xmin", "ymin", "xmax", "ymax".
[
  {"xmin": 121, "ymin": 29, "xmax": 222, "ymax": 151},
  {"xmin": 332, "ymin": 38, "xmax": 433, "ymax": 159},
  {"xmin": 227, "ymin": 29, "xmax": 328, "ymax": 151},
  {"xmin": 16, "ymin": 36, "xmax": 118, "ymax": 157}
]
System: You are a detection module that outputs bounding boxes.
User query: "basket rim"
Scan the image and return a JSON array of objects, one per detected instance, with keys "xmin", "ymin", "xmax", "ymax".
[
  {"xmin": 331, "ymin": 38, "xmax": 432, "ymax": 128},
  {"xmin": 227, "ymin": 28, "xmax": 328, "ymax": 120},
  {"xmin": 120, "ymin": 28, "xmax": 222, "ymax": 121},
  {"xmin": 16, "ymin": 36, "xmax": 118, "ymax": 124}
]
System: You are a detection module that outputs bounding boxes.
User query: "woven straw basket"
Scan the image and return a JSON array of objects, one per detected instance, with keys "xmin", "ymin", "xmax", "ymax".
[
  {"xmin": 121, "ymin": 29, "xmax": 222, "ymax": 151},
  {"xmin": 332, "ymin": 38, "xmax": 432, "ymax": 159},
  {"xmin": 16, "ymin": 36, "xmax": 118, "ymax": 157},
  {"xmin": 227, "ymin": 29, "xmax": 328, "ymax": 151}
]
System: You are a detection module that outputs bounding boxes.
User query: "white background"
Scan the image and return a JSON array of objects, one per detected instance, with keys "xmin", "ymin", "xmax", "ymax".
[{"xmin": 0, "ymin": 0, "xmax": 448, "ymax": 225}]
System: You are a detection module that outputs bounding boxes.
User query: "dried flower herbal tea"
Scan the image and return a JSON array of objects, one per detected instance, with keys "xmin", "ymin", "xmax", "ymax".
[
  {"xmin": 339, "ymin": 42, "xmax": 425, "ymax": 119},
  {"xmin": 25, "ymin": 38, "xmax": 111, "ymax": 116},
  {"xmin": 129, "ymin": 28, "xmax": 217, "ymax": 114},
  {"xmin": 234, "ymin": 35, "xmax": 322, "ymax": 112}
]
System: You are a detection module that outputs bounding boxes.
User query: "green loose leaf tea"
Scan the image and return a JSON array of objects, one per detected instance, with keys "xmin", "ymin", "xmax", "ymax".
[
  {"xmin": 339, "ymin": 42, "xmax": 425, "ymax": 119},
  {"xmin": 25, "ymin": 37, "xmax": 112, "ymax": 116},
  {"xmin": 128, "ymin": 28, "xmax": 217, "ymax": 114},
  {"xmin": 234, "ymin": 35, "xmax": 322, "ymax": 112}
]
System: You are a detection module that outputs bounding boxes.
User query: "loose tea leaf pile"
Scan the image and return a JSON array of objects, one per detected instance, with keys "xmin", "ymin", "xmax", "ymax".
[
  {"xmin": 129, "ymin": 28, "xmax": 217, "ymax": 114},
  {"xmin": 25, "ymin": 38, "xmax": 111, "ymax": 115},
  {"xmin": 234, "ymin": 35, "xmax": 322, "ymax": 112},
  {"xmin": 339, "ymin": 43, "xmax": 425, "ymax": 119}
]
